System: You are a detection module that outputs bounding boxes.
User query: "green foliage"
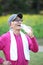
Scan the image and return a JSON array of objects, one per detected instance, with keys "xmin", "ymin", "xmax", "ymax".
[
  {"xmin": 33, "ymin": 24, "xmax": 43, "ymax": 38},
  {"xmin": 0, "ymin": 5, "xmax": 3, "ymax": 15},
  {"xmin": 0, "ymin": 15, "xmax": 10, "ymax": 35},
  {"xmin": 0, "ymin": 23, "xmax": 9, "ymax": 35},
  {"xmin": 23, "ymin": 14, "xmax": 43, "ymax": 38},
  {"xmin": 0, "ymin": 0, "xmax": 41, "ymax": 14}
]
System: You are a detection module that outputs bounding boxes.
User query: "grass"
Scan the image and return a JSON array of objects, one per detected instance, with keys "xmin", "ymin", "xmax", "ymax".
[
  {"xmin": 29, "ymin": 52, "xmax": 43, "ymax": 65},
  {"xmin": 0, "ymin": 51, "xmax": 43, "ymax": 65}
]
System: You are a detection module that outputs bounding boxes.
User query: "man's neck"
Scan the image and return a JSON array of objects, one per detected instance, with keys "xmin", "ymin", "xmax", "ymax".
[{"xmin": 13, "ymin": 29, "xmax": 20, "ymax": 35}]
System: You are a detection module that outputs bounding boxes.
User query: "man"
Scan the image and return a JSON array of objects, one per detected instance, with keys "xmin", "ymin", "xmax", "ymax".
[{"xmin": 0, "ymin": 12, "xmax": 38, "ymax": 65}]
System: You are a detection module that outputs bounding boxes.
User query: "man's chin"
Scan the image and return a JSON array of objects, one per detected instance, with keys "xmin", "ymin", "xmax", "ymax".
[{"xmin": 16, "ymin": 28, "xmax": 21, "ymax": 31}]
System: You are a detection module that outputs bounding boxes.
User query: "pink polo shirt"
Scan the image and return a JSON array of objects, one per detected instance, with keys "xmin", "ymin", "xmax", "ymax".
[{"xmin": 0, "ymin": 32, "xmax": 38, "ymax": 65}]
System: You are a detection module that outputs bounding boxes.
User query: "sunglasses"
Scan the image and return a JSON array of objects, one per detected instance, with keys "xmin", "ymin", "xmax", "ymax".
[{"xmin": 13, "ymin": 19, "xmax": 23, "ymax": 22}]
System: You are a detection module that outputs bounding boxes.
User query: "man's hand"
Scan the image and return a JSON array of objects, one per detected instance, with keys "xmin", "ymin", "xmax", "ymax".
[
  {"xmin": 21, "ymin": 24, "xmax": 34, "ymax": 38},
  {"xmin": 3, "ymin": 61, "xmax": 11, "ymax": 65},
  {"xmin": 27, "ymin": 27, "xmax": 34, "ymax": 38}
]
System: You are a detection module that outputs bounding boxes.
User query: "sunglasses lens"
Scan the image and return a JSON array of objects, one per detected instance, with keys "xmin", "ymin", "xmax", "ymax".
[{"xmin": 13, "ymin": 19, "xmax": 23, "ymax": 22}]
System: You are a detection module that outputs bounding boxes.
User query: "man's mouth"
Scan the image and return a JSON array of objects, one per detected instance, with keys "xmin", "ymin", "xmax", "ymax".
[{"xmin": 17, "ymin": 25, "xmax": 21, "ymax": 26}]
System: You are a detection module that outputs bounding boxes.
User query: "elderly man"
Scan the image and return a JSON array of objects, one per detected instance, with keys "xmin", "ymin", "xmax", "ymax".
[{"xmin": 0, "ymin": 12, "xmax": 38, "ymax": 65}]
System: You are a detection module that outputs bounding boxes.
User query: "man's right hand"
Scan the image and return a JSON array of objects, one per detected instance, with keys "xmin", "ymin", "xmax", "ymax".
[{"xmin": 3, "ymin": 61, "xmax": 11, "ymax": 65}]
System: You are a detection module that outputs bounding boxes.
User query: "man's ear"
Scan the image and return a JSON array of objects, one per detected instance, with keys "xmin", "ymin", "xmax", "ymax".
[
  {"xmin": 10, "ymin": 22, "xmax": 14, "ymax": 29},
  {"xmin": 8, "ymin": 22, "xmax": 12, "ymax": 28}
]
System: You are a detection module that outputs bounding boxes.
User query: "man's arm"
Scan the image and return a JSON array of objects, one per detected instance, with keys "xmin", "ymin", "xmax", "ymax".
[
  {"xmin": 21, "ymin": 24, "xmax": 39, "ymax": 52},
  {"xmin": 0, "ymin": 36, "xmax": 11, "ymax": 65}
]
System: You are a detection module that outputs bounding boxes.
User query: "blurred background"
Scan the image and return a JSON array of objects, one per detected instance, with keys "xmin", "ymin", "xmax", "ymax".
[
  {"xmin": 0, "ymin": 0, "xmax": 43, "ymax": 65},
  {"xmin": 0, "ymin": 0, "xmax": 43, "ymax": 15},
  {"xmin": 0, "ymin": 0, "xmax": 43, "ymax": 38}
]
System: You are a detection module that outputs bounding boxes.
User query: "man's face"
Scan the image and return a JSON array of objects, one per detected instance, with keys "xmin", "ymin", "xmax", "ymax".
[{"xmin": 10, "ymin": 16, "xmax": 23, "ymax": 31}]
